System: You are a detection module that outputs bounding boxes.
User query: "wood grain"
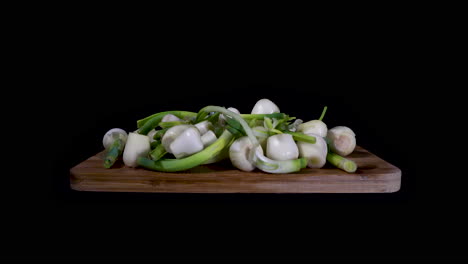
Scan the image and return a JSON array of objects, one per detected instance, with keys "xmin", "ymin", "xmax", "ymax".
[{"xmin": 70, "ymin": 146, "xmax": 401, "ymax": 193}]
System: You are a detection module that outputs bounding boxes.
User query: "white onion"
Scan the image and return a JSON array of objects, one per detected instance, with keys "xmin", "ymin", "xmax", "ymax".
[
  {"xmin": 266, "ymin": 134, "xmax": 299, "ymax": 161},
  {"xmin": 251, "ymin": 99, "xmax": 280, "ymax": 114},
  {"xmin": 123, "ymin": 132, "xmax": 150, "ymax": 167}
]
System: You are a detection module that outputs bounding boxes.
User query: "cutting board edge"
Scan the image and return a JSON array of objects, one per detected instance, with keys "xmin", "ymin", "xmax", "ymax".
[
  {"xmin": 69, "ymin": 145, "xmax": 402, "ymax": 194},
  {"xmin": 70, "ymin": 170, "xmax": 402, "ymax": 193}
]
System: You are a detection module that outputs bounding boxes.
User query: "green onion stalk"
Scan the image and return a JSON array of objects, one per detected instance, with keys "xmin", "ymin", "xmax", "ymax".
[
  {"xmin": 150, "ymin": 140, "xmax": 160, "ymax": 149},
  {"xmin": 319, "ymin": 106, "xmax": 328, "ymax": 121},
  {"xmin": 158, "ymin": 121, "xmax": 188, "ymax": 129},
  {"xmin": 326, "ymin": 151, "xmax": 357, "ymax": 173},
  {"xmin": 154, "ymin": 128, "xmax": 169, "ymax": 140},
  {"xmin": 149, "ymin": 143, "xmax": 167, "ymax": 161},
  {"xmin": 262, "ymin": 117, "xmax": 284, "ymax": 135},
  {"xmin": 202, "ymin": 140, "xmax": 232, "ymax": 164},
  {"xmin": 240, "ymin": 113, "xmax": 286, "ymax": 120},
  {"xmin": 103, "ymin": 138, "xmax": 125, "ymax": 168},
  {"xmin": 137, "ymin": 129, "xmax": 235, "ymax": 172},
  {"xmin": 137, "ymin": 111, "xmax": 197, "ymax": 135},
  {"xmin": 285, "ymin": 131, "xmax": 316, "ymax": 144}
]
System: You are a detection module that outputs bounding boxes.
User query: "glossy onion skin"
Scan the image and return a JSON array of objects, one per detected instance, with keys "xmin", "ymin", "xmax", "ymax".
[
  {"xmin": 266, "ymin": 134, "xmax": 299, "ymax": 161},
  {"xmin": 123, "ymin": 132, "xmax": 150, "ymax": 167},
  {"xmin": 251, "ymin": 99, "xmax": 280, "ymax": 114},
  {"xmin": 297, "ymin": 120, "xmax": 327, "ymax": 138},
  {"xmin": 229, "ymin": 136, "xmax": 261, "ymax": 171},
  {"xmin": 297, "ymin": 133, "xmax": 328, "ymax": 168}
]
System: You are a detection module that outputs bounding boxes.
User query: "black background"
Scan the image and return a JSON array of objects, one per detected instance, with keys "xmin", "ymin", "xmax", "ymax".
[{"xmin": 5, "ymin": 13, "xmax": 466, "ymax": 261}]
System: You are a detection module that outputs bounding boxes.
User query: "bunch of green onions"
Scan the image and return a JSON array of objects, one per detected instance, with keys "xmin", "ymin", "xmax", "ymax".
[{"xmin": 102, "ymin": 99, "xmax": 357, "ymax": 174}]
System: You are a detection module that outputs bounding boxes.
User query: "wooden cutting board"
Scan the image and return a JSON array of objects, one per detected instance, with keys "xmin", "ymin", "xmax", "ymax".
[{"xmin": 70, "ymin": 146, "xmax": 401, "ymax": 193}]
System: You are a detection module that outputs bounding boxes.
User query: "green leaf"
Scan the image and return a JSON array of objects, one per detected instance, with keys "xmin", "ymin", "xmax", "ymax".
[
  {"xmin": 195, "ymin": 109, "xmax": 209, "ymax": 123},
  {"xmin": 249, "ymin": 118, "xmax": 258, "ymax": 127},
  {"xmin": 213, "ymin": 125, "xmax": 225, "ymax": 137},
  {"xmin": 264, "ymin": 117, "xmax": 273, "ymax": 130},
  {"xmin": 225, "ymin": 116, "xmax": 245, "ymax": 137},
  {"xmin": 150, "ymin": 140, "xmax": 161, "ymax": 149},
  {"xmin": 319, "ymin": 106, "xmax": 328, "ymax": 121},
  {"xmin": 150, "ymin": 144, "xmax": 167, "ymax": 161},
  {"xmin": 269, "ymin": 129, "xmax": 283, "ymax": 135},
  {"xmin": 240, "ymin": 112, "xmax": 286, "ymax": 120},
  {"xmin": 207, "ymin": 112, "xmax": 221, "ymax": 123},
  {"xmin": 285, "ymin": 131, "xmax": 316, "ymax": 144},
  {"xmin": 159, "ymin": 121, "xmax": 186, "ymax": 129},
  {"xmin": 266, "ymin": 113, "xmax": 286, "ymax": 119},
  {"xmin": 154, "ymin": 128, "xmax": 169, "ymax": 140}
]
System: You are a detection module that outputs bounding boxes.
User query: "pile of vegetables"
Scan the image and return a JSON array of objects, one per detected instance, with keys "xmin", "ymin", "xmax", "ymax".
[{"xmin": 102, "ymin": 99, "xmax": 358, "ymax": 174}]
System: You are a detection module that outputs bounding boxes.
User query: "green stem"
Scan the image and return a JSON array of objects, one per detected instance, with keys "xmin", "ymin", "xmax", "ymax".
[
  {"xmin": 285, "ymin": 131, "xmax": 316, "ymax": 144},
  {"xmin": 137, "ymin": 130, "xmax": 234, "ymax": 172},
  {"xmin": 103, "ymin": 138, "xmax": 125, "ymax": 168},
  {"xmin": 149, "ymin": 144, "xmax": 167, "ymax": 161},
  {"xmin": 150, "ymin": 140, "xmax": 160, "ymax": 149},
  {"xmin": 240, "ymin": 113, "xmax": 286, "ymax": 120},
  {"xmin": 264, "ymin": 117, "xmax": 273, "ymax": 130},
  {"xmin": 154, "ymin": 128, "xmax": 169, "ymax": 140},
  {"xmin": 207, "ymin": 112, "xmax": 220, "ymax": 123},
  {"xmin": 136, "ymin": 111, "xmax": 197, "ymax": 132},
  {"xmin": 319, "ymin": 106, "xmax": 328, "ymax": 121},
  {"xmin": 224, "ymin": 116, "xmax": 245, "ymax": 137},
  {"xmin": 195, "ymin": 110, "xmax": 209, "ymax": 123},
  {"xmin": 213, "ymin": 125, "xmax": 225, "ymax": 137},
  {"xmin": 253, "ymin": 149, "xmax": 307, "ymax": 173},
  {"xmin": 248, "ymin": 118, "xmax": 258, "ymax": 127},
  {"xmin": 202, "ymin": 140, "xmax": 232, "ymax": 164},
  {"xmin": 326, "ymin": 151, "xmax": 357, "ymax": 173},
  {"xmin": 159, "ymin": 121, "xmax": 187, "ymax": 129},
  {"xmin": 269, "ymin": 128, "xmax": 283, "ymax": 135}
]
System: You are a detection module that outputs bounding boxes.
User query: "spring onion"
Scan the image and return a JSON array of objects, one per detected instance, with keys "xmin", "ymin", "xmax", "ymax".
[
  {"xmin": 266, "ymin": 134, "xmax": 299, "ymax": 161},
  {"xmin": 297, "ymin": 106, "xmax": 328, "ymax": 138},
  {"xmin": 326, "ymin": 126, "xmax": 356, "ymax": 156},
  {"xmin": 138, "ymin": 129, "xmax": 235, "ymax": 172},
  {"xmin": 161, "ymin": 125, "xmax": 204, "ymax": 159},
  {"xmin": 102, "ymin": 98, "xmax": 359, "ymax": 174},
  {"xmin": 297, "ymin": 133, "xmax": 328, "ymax": 168},
  {"xmin": 102, "ymin": 128, "xmax": 128, "ymax": 169},
  {"xmin": 122, "ymin": 132, "xmax": 150, "ymax": 167},
  {"xmin": 326, "ymin": 151, "xmax": 357, "ymax": 173},
  {"xmin": 251, "ymin": 98, "xmax": 280, "ymax": 114}
]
